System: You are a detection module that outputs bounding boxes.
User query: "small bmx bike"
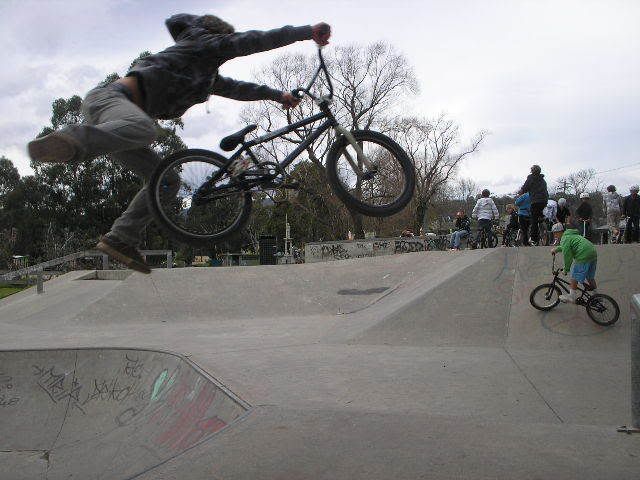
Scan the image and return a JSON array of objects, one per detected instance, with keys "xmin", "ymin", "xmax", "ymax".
[
  {"xmin": 147, "ymin": 47, "xmax": 415, "ymax": 246},
  {"xmin": 529, "ymin": 256, "xmax": 620, "ymax": 326},
  {"xmin": 471, "ymin": 222, "xmax": 499, "ymax": 249}
]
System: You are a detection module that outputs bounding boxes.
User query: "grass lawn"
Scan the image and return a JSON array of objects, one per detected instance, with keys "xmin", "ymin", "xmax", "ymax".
[{"xmin": 0, "ymin": 286, "xmax": 28, "ymax": 299}]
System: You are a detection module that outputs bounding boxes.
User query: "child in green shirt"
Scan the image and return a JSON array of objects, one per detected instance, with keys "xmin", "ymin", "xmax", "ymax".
[{"xmin": 550, "ymin": 217, "xmax": 598, "ymax": 303}]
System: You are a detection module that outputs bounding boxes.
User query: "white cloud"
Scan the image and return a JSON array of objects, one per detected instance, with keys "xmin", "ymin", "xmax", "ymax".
[{"xmin": 1, "ymin": 0, "xmax": 638, "ymax": 196}]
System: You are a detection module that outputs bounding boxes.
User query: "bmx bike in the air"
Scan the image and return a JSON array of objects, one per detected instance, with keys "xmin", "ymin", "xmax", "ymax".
[
  {"xmin": 147, "ymin": 47, "xmax": 416, "ymax": 246},
  {"xmin": 529, "ymin": 256, "xmax": 620, "ymax": 326}
]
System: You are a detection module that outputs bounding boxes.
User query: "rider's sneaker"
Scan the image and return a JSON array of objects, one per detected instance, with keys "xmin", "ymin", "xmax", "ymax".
[
  {"xmin": 559, "ymin": 293, "xmax": 576, "ymax": 304},
  {"xmin": 28, "ymin": 132, "xmax": 78, "ymax": 164},
  {"xmin": 96, "ymin": 235, "xmax": 151, "ymax": 274}
]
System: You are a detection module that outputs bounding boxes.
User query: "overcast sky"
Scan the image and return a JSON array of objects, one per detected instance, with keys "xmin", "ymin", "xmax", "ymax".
[{"xmin": 1, "ymin": 0, "xmax": 638, "ymax": 195}]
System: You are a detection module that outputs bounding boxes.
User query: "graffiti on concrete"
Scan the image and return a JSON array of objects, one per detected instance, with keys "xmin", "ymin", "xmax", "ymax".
[
  {"xmin": 394, "ymin": 238, "xmax": 427, "ymax": 254},
  {"xmin": 0, "ymin": 370, "xmax": 19, "ymax": 407},
  {"xmin": 124, "ymin": 354, "xmax": 144, "ymax": 379},
  {"xmin": 32, "ymin": 355, "xmax": 147, "ymax": 414},
  {"xmin": 306, "ymin": 237, "xmax": 438, "ymax": 263}
]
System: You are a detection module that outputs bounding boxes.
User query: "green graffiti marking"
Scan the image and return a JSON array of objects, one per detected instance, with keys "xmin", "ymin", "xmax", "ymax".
[{"xmin": 151, "ymin": 370, "xmax": 168, "ymax": 401}]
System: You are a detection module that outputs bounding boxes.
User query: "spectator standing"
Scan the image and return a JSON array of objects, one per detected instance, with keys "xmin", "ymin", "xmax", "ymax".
[
  {"xmin": 515, "ymin": 190, "xmax": 532, "ymax": 246},
  {"xmin": 471, "ymin": 189, "xmax": 499, "ymax": 247},
  {"xmin": 576, "ymin": 192, "xmax": 593, "ymax": 240},
  {"xmin": 450, "ymin": 210, "xmax": 471, "ymax": 250},
  {"xmin": 520, "ymin": 165, "xmax": 549, "ymax": 245},
  {"xmin": 556, "ymin": 197, "xmax": 570, "ymax": 225},
  {"xmin": 502, "ymin": 204, "xmax": 519, "ymax": 246},
  {"xmin": 604, "ymin": 185, "xmax": 623, "ymax": 242},
  {"xmin": 623, "ymin": 185, "xmax": 640, "ymax": 243},
  {"xmin": 543, "ymin": 197, "xmax": 558, "ymax": 244}
]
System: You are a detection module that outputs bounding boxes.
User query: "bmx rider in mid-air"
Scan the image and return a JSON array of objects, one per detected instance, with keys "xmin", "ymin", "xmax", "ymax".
[{"xmin": 27, "ymin": 13, "xmax": 331, "ymax": 273}]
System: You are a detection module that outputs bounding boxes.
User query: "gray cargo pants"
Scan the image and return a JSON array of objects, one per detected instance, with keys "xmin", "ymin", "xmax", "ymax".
[{"xmin": 60, "ymin": 82, "xmax": 177, "ymax": 246}]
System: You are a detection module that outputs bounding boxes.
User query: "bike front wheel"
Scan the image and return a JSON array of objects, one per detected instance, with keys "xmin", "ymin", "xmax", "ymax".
[
  {"xmin": 586, "ymin": 294, "xmax": 620, "ymax": 326},
  {"xmin": 326, "ymin": 130, "xmax": 415, "ymax": 217},
  {"xmin": 147, "ymin": 149, "xmax": 253, "ymax": 246},
  {"xmin": 530, "ymin": 283, "xmax": 562, "ymax": 311}
]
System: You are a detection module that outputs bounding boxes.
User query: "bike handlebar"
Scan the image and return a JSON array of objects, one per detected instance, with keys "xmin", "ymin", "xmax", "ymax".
[{"xmin": 291, "ymin": 47, "xmax": 334, "ymax": 102}]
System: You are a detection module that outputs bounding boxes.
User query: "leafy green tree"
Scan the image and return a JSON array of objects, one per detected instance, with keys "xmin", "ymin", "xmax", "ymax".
[{"xmin": 13, "ymin": 52, "xmax": 188, "ymax": 262}]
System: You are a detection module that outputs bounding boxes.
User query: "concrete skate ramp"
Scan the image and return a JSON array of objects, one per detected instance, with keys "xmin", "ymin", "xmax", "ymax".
[
  {"xmin": 354, "ymin": 245, "xmax": 639, "ymax": 348},
  {"xmin": 0, "ymin": 348, "xmax": 249, "ymax": 480},
  {"xmin": 5, "ymin": 251, "xmax": 486, "ymax": 327}
]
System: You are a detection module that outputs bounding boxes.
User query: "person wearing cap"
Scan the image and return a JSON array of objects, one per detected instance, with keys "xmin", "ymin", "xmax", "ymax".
[
  {"xmin": 575, "ymin": 192, "xmax": 593, "ymax": 240},
  {"xmin": 556, "ymin": 197, "xmax": 570, "ymax": 225},
  {"xmin": 551, "ymin": 221, "xmax": 564, "ymax": 246},
  {"xmin": 26, "ymin": 14, "xmax": 331, "ymax": 274},
  {"xmin": 551, "ymin": 215, "xmax": 598, "ymax": 303},
  {"xmin": 623, "ymin": 185, "xmax": 640, "ymax": 243},
  {"xmin": 604, "ymin": 185, "xmax": 623, "ymax": 241},
  {"xmin": 520, "ymin": 165, "xmax": 549, "ymax": 245}
]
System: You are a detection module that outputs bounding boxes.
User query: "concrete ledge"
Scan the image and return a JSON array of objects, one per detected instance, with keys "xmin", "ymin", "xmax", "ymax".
[{"xmin": 76, "ymin": 270, "xmax": 133, "ymax": 281}]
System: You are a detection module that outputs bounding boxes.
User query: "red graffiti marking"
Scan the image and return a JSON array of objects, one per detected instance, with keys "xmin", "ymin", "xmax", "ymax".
[{"xmin": 153, "ymin": 379, "xmax": 228, "ymax": 451}]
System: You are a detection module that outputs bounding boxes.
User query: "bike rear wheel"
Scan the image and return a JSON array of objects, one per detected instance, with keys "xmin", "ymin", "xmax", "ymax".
[
  {"xmin": 488, "ymin": 231, "xmax": 498, "ymax": 248},
  {"xmin": 326, "ymin": 130, "xmax": 415, "ymax": 217},
  {"xmin": 148, "ymin": 149, "xmax": 252, "ymax": 246},
  {"xmin": 586, "ymin": 293, "xmax": 620, "ymax": 326},
  {"xmin": 530, "ymin": 283, "xmax": 562, "ymax": 310}
]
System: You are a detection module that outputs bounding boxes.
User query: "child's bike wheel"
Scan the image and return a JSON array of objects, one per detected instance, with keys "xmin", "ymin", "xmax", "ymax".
[
  {"xmin": 326, "ymin": 130, "xmax": 415, "ymax": 217},
  {"xmin": 148, "ymin": 149, "xmax": 253, "ymax": 246},
  {"xmin": 529, "ymin": 283, "xmax": 562, "ymax": 310},
  {"xmin": 586, "ymin": 294, "xmax": 620, "ymax": 326}
]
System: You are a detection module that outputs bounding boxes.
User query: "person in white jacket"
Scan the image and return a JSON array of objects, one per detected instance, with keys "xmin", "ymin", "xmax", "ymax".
[{"xmin": 472, "ymin": 189, "xmax": 500, "ymax": 247}]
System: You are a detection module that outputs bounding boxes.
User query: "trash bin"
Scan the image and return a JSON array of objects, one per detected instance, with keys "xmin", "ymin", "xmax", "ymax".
[{"xmin": 259, "ymin": 236, "xmax": 278, "ymax": 265}]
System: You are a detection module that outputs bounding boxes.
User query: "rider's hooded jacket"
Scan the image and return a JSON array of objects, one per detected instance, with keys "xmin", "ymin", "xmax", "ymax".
[
  {"xmin": 520, "ymin": 172, "xmax": 549, "ymax": 205},
  {"xmin": 127, "ymin": 14, "xmax": 313, "ymax": 119},
  {"xmin": 556, "ymin": 228, "xmax": 597, "ymax": 274}
]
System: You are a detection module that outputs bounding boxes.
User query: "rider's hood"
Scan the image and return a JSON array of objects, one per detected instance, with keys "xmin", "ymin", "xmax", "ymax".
[{"xmin": 166, "ymin": 14, "xmax": 200, "ymax": 41}]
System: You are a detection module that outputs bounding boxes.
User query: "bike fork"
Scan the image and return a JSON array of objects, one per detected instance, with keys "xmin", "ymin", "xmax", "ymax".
[{"xmin": 334, "ymin": 125, "xmax": 377, "ymax": 179}]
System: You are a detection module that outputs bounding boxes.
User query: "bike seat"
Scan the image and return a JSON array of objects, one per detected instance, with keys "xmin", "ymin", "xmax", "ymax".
[{"xmin": 219, "ymin": 124, "xmax": 258, "ymax": 151}]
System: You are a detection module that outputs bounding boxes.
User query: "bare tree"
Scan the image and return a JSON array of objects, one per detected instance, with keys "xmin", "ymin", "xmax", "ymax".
[
  {"xmin": 391, "ymin": 115, "xmax": 486, "ymax": 232},
  {"xmin": 240, "ymin": 42, "xmax": 418, "ymax": 237},
  {"xmin": 453, "ymin": 177, "xmax": 480, "ymax": 201},
  {"xmin": 555, "ymin": 168, "xmax": 596, "ymax": 196}
]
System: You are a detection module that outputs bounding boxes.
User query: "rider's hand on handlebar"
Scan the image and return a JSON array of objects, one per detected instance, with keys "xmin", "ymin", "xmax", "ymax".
[
  {"xmin": 312, "ymin": 23, "xmax": 331, "ymax": 46},
  {"xmin": 280, "ymin": 92, "xmax": 301, "ymax": 109}
]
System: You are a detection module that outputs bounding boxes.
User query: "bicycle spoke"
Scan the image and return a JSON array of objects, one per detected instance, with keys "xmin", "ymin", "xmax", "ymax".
[
  {"xmin": 156, "ymin": 156, "xmax": 247, "ymax": 239},
  {"xmin": 335, "ymin": 139, "xmax": 406, "ymax": 208}
]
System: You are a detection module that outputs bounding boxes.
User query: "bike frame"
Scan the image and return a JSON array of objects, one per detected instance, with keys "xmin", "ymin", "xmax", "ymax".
[
  {"xmin": 549, "ymin": 256, "xmax": 592, "ymax": 300},
  {"xmin": 201, "ymin": 48, "xmax": 375, "ymax": 197}
]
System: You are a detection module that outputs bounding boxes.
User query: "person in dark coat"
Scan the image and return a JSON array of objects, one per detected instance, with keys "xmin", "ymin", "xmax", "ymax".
[
  {"xmin": 575, "ymin": 192, "xmax": 594, "ymax": 240},
  {"xmin": 623, "ymin": 185, "xmax": 640, "ymax": 243},
  {"xmin": 556, "ymin": 197, "xmax": 570, "ymax": 225},
  {"xmin": 520, "ymin": 165, "xmax": 549, "ymax": 245}
]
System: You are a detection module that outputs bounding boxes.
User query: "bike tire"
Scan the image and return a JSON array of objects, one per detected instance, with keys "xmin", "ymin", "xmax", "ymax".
[
  {"xmin": 530, "ymin": 283, "xmax": 562, "ymax": 311},
  {"xmin": 488, "ymin": 232, "xmax": 499, "ymax": 248},
  {"xmin": 147, "ymin": 149, "xmax": 253, "ymax": 246},
  {"xmin": 586, "ymin": 293, "xmax": 620, "ymax": 326},
  {"xmin": 326, "ymin": 130, "xmax": 415, "ymax": 217}
]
